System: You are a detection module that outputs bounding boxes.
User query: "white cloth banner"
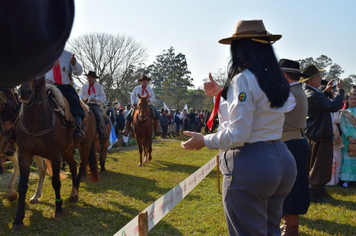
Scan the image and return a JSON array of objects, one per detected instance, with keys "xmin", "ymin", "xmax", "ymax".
[
  {"xmin": 114, "ymin": 155, "xmax": 218, "ymax": 236},
  {"xmin": 163, "ymin": 102, "xmax": 170, "ymax": 113},
  {"xmin": 183, "ymin": 104, "xmax": 188, "ymax": 112}
]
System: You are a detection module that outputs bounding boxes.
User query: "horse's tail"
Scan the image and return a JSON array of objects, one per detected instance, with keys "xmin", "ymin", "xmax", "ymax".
[
  {"xmin": 44, "ymin": 159, "xmax": 66, "ymax": 180},
  {"xmin": 87, "ymin": 143, "xmax": 100, "ymax": 183}
]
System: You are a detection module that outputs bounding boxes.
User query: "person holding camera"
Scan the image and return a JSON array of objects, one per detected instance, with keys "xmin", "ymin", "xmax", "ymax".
[{"xmin": 301, "ymin": 65, "xmax": 345, "ymax": 203}]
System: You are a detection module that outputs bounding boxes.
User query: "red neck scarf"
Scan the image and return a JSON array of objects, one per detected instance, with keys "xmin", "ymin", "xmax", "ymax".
[
  {"xmin": 88, "ymin": 83, "xmax": 95, "ymax": 95},
  {"xmin": 206, "ymin": 89, "xmax": 222, "ymax": 131},
  {"xmin": 52, "ymin": 60, "xmax": 62, "ymax": 84},
  {"xmin": 142, "ymin": 85, "xmax": 148, "ymax": 96}
]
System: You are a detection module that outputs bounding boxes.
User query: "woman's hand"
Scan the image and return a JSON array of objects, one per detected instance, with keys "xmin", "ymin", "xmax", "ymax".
[
  {"xmin": 204, "ymin": 73, "xmax": 221, "ymax": 97},
  {"xmin": 181, "ymin": 131, "xmax": 206, "ymax": 150},
  {"xmin": 348, "ymin": 136, "xmax": 356, "ymax": 144}
]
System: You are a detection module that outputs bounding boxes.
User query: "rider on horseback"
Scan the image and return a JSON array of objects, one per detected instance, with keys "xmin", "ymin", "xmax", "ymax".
[
  {"xmin": 78, "ymin": 71, "xmax": 108, "ymax": 141},
  {"xmin": 121, "ymin": 75, "xmax": 161, "ymax": 136},
  {"xmin": 45, "ymin": 50, "xmax": 85, "ymax": 143}
]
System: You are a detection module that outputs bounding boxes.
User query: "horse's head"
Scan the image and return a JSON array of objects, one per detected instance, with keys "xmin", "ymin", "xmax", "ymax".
[
  {"xmin": 19, "ymin": 77, "xmax": 45, "ymax": 104},
  {"xmin": 137, "ymin": 94, "xmax": 150, "ymax": 121}
]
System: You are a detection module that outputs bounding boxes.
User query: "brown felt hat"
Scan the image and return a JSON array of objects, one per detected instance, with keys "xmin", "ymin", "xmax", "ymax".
[
  {"xmin": 218, "ymin": 19, "xmax": 282, "ymax": 45},
  {"xmin": 138, "ymin": 75, "xmax": 151, "ymax": 82},
  {"xmin": 299, "ymin": 65, "xmax": 325, "ymax": 83}
]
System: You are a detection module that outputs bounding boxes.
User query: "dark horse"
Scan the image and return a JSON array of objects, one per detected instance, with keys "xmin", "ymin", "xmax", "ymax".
[
  {"xmin": 13, "ymin": 77, "xmax": 99, "ymax": 231},
  {"xmin": 94, "ymin": 113, "xmax": 111, "ymax": 172},
  {"xmin": 132, "ymin": 94, "xmax": 153, "ymax": 166}
]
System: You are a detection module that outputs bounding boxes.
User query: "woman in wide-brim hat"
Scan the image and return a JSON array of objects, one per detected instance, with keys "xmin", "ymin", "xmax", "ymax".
[{"xmin": 182, "ymin": 19, "xmax": 297, "ymax": 236}]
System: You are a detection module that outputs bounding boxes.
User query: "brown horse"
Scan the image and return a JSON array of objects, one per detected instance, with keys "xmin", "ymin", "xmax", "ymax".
[
  {"xmin": 94, "ymin": 114, "xmax": 111, "ymax": 172},
  {"xmin": 13, "ymin": 77, "xmax": 99, "ymax": 231},
  {"xmin": 132, "ymin": 94, "xmax": 153, "ymax": 166}
]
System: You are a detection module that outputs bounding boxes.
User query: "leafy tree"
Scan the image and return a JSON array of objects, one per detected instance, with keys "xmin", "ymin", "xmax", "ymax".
[
  {"xmin": 298, "ymin": 55, "xmax": 345, "ymax": 80},
  {"xmin": 67, "ymin": 32, "xmax": 148, "ymax": 103},
  {"xmin": 344, "ymin": 74, "xmax": 356, "ymax": 93},
  {"xmin": 147, "ymin": 47, "xmax": 194, "ymax": 109}
]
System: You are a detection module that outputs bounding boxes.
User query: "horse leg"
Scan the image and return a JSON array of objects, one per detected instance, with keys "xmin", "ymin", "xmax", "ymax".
[
  {"xmin": 100, "ymin": 140, "xmax": 109, "ymax": 172},
  {"xmin": 30, "ymin": 156, "xmax": 47, "ymax": 204},
  {"xmin": 7, "ymin": 151, "xmax": 19, "ymax": 201},
  {"xmin": 50, "ymin": 156, "xmax": 63, "ymax": 219},
  {"xmin": 143, "ymin": 144, "xmax": 148, "ymax": 163},
  {"xmin": 12, "ymin": 150, "xmax": 33, "ymax": 231},
  {"xmin": 62, "ymin": 149, "xmax": 78, "ymax": 203},
  {"xmin": 148, "ymin": 137, "xmax": 153, "ymax": 161},
  {"xmin": 137, "ymin": 140, "xmax": 143, "ymax": 166}
]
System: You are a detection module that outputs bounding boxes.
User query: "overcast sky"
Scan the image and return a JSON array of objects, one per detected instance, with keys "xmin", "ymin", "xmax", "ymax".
[{"xmin": 69, "ymin": 0, "xmax": 356, "ymax": 88}]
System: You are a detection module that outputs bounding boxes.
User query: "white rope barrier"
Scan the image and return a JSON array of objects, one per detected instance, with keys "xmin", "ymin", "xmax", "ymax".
[{"xmin": 114, "ymin": 155, "xmax": 218, "ymax": 236}]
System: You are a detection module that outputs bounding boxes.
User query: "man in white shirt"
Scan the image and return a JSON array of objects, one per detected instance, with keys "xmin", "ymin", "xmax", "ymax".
[
  {"xmin": 121, "ymin": 75, "xmax": 160, "ymax": 136},
  {"xmin": 78, "ymin": 71, "xmax": 108, "ymax": 140},
  {"xmin": 44, "ymin": 50, "xmax": 85, "ymax": 142}
]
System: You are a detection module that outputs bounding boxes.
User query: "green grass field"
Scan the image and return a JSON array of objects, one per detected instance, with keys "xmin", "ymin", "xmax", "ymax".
[{"xmin": 0, "ymin": 136, "xmax": 355, "ymax": 235}]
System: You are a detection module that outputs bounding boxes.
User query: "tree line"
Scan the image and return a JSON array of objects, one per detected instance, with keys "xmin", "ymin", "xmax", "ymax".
[{"xmin": 68, "ymin": 32, "xmax": 355, "ymax": 111}]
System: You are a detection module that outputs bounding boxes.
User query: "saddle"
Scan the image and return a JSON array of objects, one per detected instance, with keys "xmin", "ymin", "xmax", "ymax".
[{"xmin": 46, "ymin": 84, "xmax": 90, "ymax": 130}]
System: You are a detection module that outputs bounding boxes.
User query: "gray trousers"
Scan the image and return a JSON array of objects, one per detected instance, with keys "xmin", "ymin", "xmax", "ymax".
[{"xmin": 220, "ymin": 141, "xmax": 297, "ymax": 236}]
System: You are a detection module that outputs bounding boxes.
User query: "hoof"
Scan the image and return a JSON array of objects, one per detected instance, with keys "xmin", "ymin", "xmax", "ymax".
[
  {"xmin": 12, "ymin": 223, "xmax": 24, "ymax": 232},
  {"xmin": 30, "ymin": 198, "xmax": 40, "ymax": 204},
  {"xmin": 54, "ymin": 212, "xmax": 63, "ymax": 219},
  {"xmin": 138, "ymin": 163, "xmax": 142, "ymax": 166},
  {"xmin": 69, "ymin": 194, "xmax": 78, "ymax": 203},
  {"xmin": 8, "ymin": 193, "xmax": 17, "ymax": 201},
  {"xmin": 100, "ymin": 168, "xmax": 106, "ymax": 172}
]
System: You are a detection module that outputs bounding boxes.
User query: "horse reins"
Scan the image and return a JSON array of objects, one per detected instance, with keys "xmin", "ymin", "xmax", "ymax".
[
  {"xmin": 19, "ymin": 79, "xmax": 56, "ymax": 139},
  {"xmin": 19, "ymin": 109, "xmax": 56, "ymax": 139}
]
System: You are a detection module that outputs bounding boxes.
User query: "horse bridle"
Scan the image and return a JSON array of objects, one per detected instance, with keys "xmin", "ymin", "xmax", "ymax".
[
  {"xmin": 22, "ymin": 78, "xmax": 50, "ymax": 108},
  {"xmin": 19, "ymin": 78, "xmax": 56, "ymax": 138}
]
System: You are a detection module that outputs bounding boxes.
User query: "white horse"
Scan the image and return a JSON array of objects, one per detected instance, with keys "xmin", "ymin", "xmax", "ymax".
[{"xmin": 1, "ymin": 136, "xmax": 47, "ymax": 203}]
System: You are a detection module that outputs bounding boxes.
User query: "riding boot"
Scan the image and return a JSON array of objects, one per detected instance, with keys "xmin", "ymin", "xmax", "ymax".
[
  {"xmin": 120, "ymin": 120, "xmax": 132, "ymax": 137},
  {"xmin": 73, "ymin": 116, "xmax": 84, "ymax": 143},
  {"xmin": 281, "ymin": 214, "xmax": 299, "ymax": 236},
  {"xmin": 172, "ymin": 132, "xmax": 175, "ymax": 137},
  {"xmin": 100, "ymin": 127, "xmax": 108, "ymax": 141},
  {"xmin": 168, "ymin": 132, "xmax": 171, "ymax": 138},
  {"xmin": 154, "ymin": 119, "xmax": 161, "ymax": 136}
]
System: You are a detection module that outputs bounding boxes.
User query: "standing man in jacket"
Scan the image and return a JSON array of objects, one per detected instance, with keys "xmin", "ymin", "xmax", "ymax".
[{"xmin": 301, "ymin": 64, "xmax": 345, "ymax": 203}]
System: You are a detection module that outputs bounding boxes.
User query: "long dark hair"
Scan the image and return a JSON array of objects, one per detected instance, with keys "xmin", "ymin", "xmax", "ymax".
[{"xmin": 221, "ymin": 38, "xmax": 289, "ymax": 108}]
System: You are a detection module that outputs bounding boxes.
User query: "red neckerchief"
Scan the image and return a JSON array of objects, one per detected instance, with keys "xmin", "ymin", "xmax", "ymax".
[
  {"xmin": 88, "ymin": 83, "xmax": 96, "ymax": 95},
  {"xmin": 207, "ymin": 89, "xmax": 222, "ymax": 131},
  {"xmin": 52, "ymin": 60, "xmax": 62, "ymax": 84},
  {"xmin": 141, "ymin": 85, "xmax": 148, "ymax": 96}
]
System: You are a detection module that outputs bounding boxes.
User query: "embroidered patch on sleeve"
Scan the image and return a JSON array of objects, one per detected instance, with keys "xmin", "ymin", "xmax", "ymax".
[{"xmin": 239, "ymin": 92, "xmax": 246, "ymax": 102}]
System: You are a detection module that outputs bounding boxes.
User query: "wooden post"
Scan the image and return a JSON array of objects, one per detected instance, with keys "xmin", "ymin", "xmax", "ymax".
[
  {"xmin": 138, "ymin": 211, "xmax": 148, "ymax": 236},
  {"xmin": 216, "ymin": 155, "xmax": 220, "ymax": 193}
]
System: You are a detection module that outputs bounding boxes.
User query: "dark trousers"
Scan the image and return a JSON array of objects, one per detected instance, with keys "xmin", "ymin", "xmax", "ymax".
[
  {"xmin": 308, "ymin": 140, "xmax": 333, "ymax": 187},
  {"xmin": 283, "ymin": 138, "xmax": 311, "ymax": 215},
  {"xmin": 89, "ymin": 104, "xmax": 105, "ymax": 131},
  {"xmin": 56, "ymin": 84, "xmax": 85, "ymax": 119}
]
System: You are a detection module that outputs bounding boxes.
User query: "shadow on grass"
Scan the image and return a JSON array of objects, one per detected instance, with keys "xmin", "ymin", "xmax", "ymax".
[
  {"xmin": 150, "ymin": 160, "xmax": 201, "ymax": 174},
  {"xmin": 81, "ymin": 170, "xmax": 172, "ymax": 204},
  {"xmin": 300, "ymin": 216, "xmax": 356, "ymax": 236}
]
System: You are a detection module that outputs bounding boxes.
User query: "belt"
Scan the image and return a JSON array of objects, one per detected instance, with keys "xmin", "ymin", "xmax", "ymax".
[
  {"xmin": 281, "ymin": 129, "xmax": 304, "ymax": 142},
  {"xmin": 230, "ymin": 140, "xmax": 281, "ymax": 149}
]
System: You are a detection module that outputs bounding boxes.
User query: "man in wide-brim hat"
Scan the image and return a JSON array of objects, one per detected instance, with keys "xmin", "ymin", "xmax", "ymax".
[
  {"xmin": 301, "ymin": 64, "xmax": 345, "ymax": 203},
  {"xmin": 78, "ymin": 70, "xmax": 108, "ymax": 141},
  {"xmin": 121, "ymin": 75, "xmax": 161, "ymax": 136},
  {"xmin": 279, "ymin": 59, "xmax": 310, "ymax": 235}
]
